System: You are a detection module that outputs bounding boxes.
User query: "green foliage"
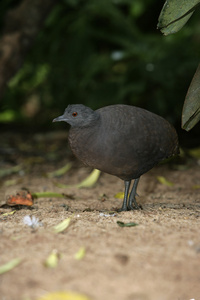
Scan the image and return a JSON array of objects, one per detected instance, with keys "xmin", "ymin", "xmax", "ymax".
[
  {"xmin": 1, "ymin": 0, "xmax": 200, "ymax": 125},
  {"xmin": 158, "ymin": 0, "xmax": 200, "ymax": 130},
  {"xmin": 182, "ymin": 64, "xmax": 200, "ymax": 131},
  {"xmin": 158, "ymin": 0, "xmax": 200, "ymax": 35}
]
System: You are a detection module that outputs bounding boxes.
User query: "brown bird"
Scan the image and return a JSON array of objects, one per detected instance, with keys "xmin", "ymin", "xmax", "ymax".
[{"xmin": 53, "ymin": 104, "xmax": 179, "ymax": 211}]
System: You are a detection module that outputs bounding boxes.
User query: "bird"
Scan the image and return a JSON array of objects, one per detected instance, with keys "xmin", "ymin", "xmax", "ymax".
[{"xmin": 53, "ymin": 104, "xmax": 179, "ymax": 211}]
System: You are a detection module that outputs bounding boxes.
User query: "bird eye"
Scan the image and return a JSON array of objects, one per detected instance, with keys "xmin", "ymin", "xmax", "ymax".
[{"xmin": 72, "ymin": 112, "xmax": 78, "ymax": 117}]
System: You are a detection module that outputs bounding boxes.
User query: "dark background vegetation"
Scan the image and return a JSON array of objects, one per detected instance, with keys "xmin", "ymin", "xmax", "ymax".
[{"xmin": 0, "ymin": 0, "xmax": 200, "ymax": 146}]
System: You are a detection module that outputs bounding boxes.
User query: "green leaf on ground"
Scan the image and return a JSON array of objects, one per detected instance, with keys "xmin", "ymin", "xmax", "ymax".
[
  {"xmin": 77, "ymin": 169, "xmax": 101, "ymax": 188},
  {"xmin": 0, "ymin": 164, "xmax": 22, "ymax": 178},
  {"xmin": 117, "ymin": 221, "xmax": 138, "ymax": 227},
  {"xmin": 74, "ymin": 247, "xmax": 86, "ymax": 260},
  {"xmin": 0, "ymin": 258, "xmax": 22, "ymax": 275},
  {"xmin": 157, "ymin": 176, "xmax": 174, "ymax": 187},
  {"xmin": 44, "ymin": 250, "xmax": 60, "ymax": 268},
  {"xmin": 46, "ymin": 162, "xmax": 72, "ymax": 178},
  {"xmin": 52, "ymin": 217, "xmax": 71, "ymax": 233},
  {"xmin": 55, "ymin": 169, "xmax": 101, "ymax": 189},
  {"xmin": 32, "ymin": 192, "xmax": 69, "ymax": 199}
]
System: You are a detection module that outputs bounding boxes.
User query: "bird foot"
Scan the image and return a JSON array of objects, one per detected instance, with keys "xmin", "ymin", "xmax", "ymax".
[
  {"xmin": 118, "ymin": 203, "xmax": 143, "ymax": 212},
  {"xmin": 118, "ymin": 206, "xmax": 128, "ymax": 212},
  {"xmin": 127, "ymin": 203, "xmax": 143, "ymax": 211}
]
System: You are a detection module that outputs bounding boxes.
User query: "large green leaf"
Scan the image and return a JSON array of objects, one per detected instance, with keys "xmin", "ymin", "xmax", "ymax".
[
  {"xmin": 157, "ymin": 0, "xmax": 200, "ymax": 35},
  {"xmin": 182, "ymin": 64, "xmax": 200, "ymax": 131}
]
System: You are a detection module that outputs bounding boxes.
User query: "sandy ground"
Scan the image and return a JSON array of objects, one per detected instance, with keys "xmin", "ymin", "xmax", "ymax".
[{"xmin": 0, "ymin": 131, "xmax": 200, "ymax": 300}]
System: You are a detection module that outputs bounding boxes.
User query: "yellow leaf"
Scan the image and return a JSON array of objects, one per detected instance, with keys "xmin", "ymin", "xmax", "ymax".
[
  {"xmin": 74, "ymin": 247, "xmax": 85, "ymax": 260},
  {"xmin": 0, "ymin": 258, "xmax": 22, "ymax": 275},
  {"xmin": 54, "ymin": 169, "xmax": 101, "ymax": 189},
  {"xmin": 44, "ymin": 250, "xmax": 60, "ymax": 268},
  {"xmin": 2, "ymin": 210, "xmax": 16, "ymax": 216},
  {"xmin": 193, "ymin": 185, "xmax": 200, "ymax": 189},
  {"xmin": 77, "ymin": 169, "xmax": 101, "ymax": 188},
  {"xmin": 157, "ymin": 176, "xmax": 174, "ymax": 187},
  {"xmin": 114, "ymin": 192, "xmax": 125, "ymax": 199},
  {"xmin": 37, "ymin": 291, "xmax": 90, "ymax": 300},
  {"xmin": 52, "ymin": 217, "xmax": 71, "ymax": 233}
]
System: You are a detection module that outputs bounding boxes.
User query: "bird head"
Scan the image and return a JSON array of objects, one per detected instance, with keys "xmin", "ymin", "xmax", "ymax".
[{"xmin": 53, "ymin": 104, "xmax": 99, "ymax": 127}]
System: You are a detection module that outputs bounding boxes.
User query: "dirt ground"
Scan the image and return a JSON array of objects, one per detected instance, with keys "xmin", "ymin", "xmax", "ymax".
[{"xmin": 0, "ymin": 130, "xmax": 200, "ymax": 300}]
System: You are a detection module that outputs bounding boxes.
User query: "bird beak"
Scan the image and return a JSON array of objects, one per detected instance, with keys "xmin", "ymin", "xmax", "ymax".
[{"xmin": 52, "ymin": 114, "xmax": 68, "ymax": 123}]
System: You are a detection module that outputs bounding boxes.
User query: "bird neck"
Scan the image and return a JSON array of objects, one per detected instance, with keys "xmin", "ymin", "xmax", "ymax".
[{"xmin": 71, "ymin": 111, "xmax": 100, "ymax": 129}]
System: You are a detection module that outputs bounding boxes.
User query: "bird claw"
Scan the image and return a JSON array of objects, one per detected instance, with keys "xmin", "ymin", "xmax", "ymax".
[
  {"xmin": 127, "ymin": 204, "xmax": 142, "ymax": 211},
  {"xmin": 127, "ymin": 197, "xmax": 142, "ymax": 210},
  {"xmin": 119, "ymin": 202, "xmax": 142, "ymax": 212}
]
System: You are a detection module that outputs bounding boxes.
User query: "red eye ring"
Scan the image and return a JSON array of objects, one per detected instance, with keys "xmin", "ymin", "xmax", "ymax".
[{"xmin": 72, "ymin": 112, "xmax": 78, "ymax": 117}]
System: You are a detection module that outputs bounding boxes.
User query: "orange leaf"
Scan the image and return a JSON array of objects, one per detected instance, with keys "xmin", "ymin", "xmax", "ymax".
[{"xmin": 6, "ymin": 190, "xmax": 33, "ymax": 206}]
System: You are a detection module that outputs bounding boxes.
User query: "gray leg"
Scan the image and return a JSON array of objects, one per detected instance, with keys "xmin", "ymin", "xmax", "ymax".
[
  {"xmin": 120, "ymin": 180, "xmax": 131, "ymax": 211},
  {"xmin": 128, "ymin": 178, "xmax": 140, "ymax": 210}
]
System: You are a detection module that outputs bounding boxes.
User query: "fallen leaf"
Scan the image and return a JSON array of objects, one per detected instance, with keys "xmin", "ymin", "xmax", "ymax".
[
  {"xmin": 54, "ymin": 169, "xmax": 101, "ymax": 189},
  {"xmin": 36, "ymin": 291, "xmax": 90, "ymax": 300},
  {"xmin": 193, "ymin": 185, "xmax": 200, "ymax": 189},
  {"xmin": 52, "ymin": 217, "xmax": 71, "ymax": 233},
  {"xmin": 114, "ymin": 192, "xmax": 125, "ymax": 199},
  {"xmin": 6, "ymin": 190, "xmax": 33, "ymax": 206},
  {"xmin": 0, "ymin": 258, "xmax": 22, "ymax": 275},
  {"xmin": 44, "ymin": 250, "xmax": 60, "ymax": 268},
  {"xmin": 117, "ymin": 221, "xmax": 138, "ymax": 227},
  {"xmin": 3, "ymin": 179, "xmax": 21, "ymax": 187},
  {"xmin": 77, "ymin": 169, "xmax": 101, "ymax": 188},
  {"xmin": 2, "ymin": 210, "xmax": 16, "ymax": 216},
  {"xmin": 74, "ymin": 247, "xmax": 86, "ymax": 260},
  {"xmin": 157, "ymin": 176, "xmax": 174, "ymax": 187},
  {"xmin": 46, "ymin": 162, "xmax": 72, "ymax": 178},
  {"xmin": 32, "ymin": 192, "xmax": 70, "ymax": 199},
  {"xmin": 0, "ymin": 164, "xmax": 22, "ymax": 178}
]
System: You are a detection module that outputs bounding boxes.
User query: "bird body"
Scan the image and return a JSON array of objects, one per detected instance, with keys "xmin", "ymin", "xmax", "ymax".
[
  {"xmin": 53, "ymin": 104, "xmax": 179, "ymax": 211},
  {"xmin": 68, "ymin": 105, "xmax": 178, "ymax": 180}
]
